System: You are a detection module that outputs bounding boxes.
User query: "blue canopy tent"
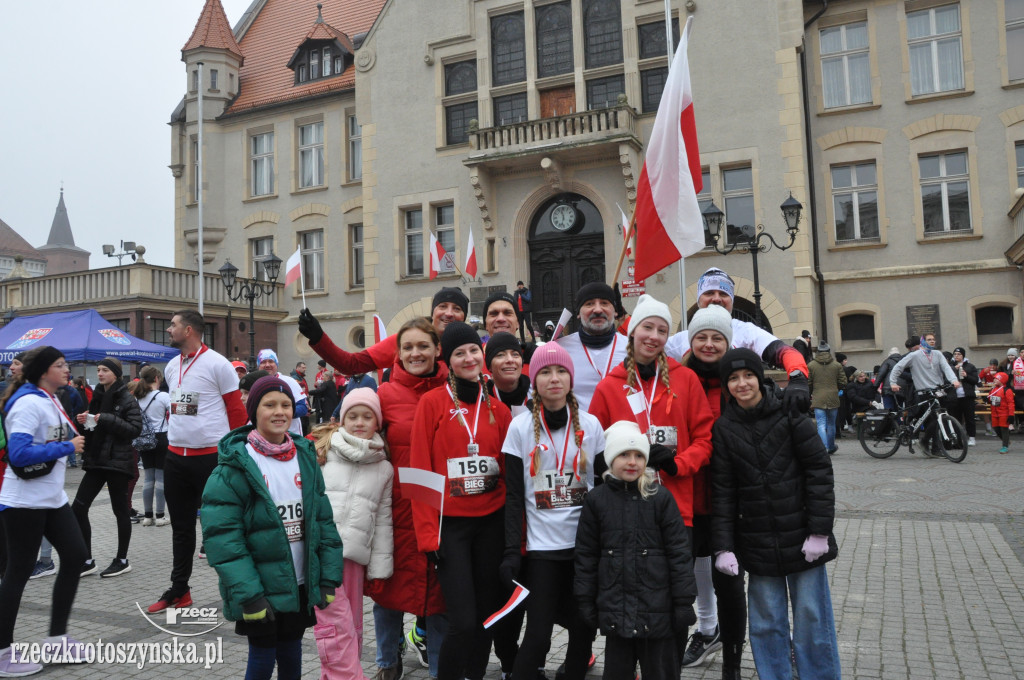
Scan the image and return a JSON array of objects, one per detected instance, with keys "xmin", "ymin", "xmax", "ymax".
[{"xmin": 0, "ymin": 310, "xmax": 179, "ymax": 365}]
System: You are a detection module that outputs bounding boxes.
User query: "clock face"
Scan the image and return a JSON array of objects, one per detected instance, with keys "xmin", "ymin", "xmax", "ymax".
[{"xmin": 551, "ymin": 204, "xmax": 577, "ymax": 232}]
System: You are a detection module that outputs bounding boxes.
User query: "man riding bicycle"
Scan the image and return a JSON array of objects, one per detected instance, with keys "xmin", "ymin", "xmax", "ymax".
[{"xmin": 889, "ymin": 333, "xmax": 960, "ymax": 454}]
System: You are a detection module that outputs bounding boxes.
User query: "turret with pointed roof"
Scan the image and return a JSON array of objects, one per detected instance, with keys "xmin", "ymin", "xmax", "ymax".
[
  {"xmin": 181, "ymin": 0, "xmax": 244, "ymax": 122},
  {"xmin": 36, "ymin": 188, "xmax": 90, "ymax": 274}
]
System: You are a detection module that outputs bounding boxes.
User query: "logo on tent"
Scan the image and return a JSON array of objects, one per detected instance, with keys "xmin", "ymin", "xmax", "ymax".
[
  {"xmin": 8, "ymin": 328, "xmax": 52, "ymax": 350},
  {"xmin": 99, "ymin": 328, "xmax": 131, "ymax": 346}
]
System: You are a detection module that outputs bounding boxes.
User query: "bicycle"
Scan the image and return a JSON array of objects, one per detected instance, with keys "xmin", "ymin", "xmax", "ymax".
[{"xmin": 857, "ymin": 384, "xmax": 968, "ymax": 463}]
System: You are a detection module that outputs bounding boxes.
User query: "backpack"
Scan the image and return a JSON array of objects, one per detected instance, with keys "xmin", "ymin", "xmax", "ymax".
[{"xmin": 131, "ymin": 393, "xmax": 161, "ymax": 451}]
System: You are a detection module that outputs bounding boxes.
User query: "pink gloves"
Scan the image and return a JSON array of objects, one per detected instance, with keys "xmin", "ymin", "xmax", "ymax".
[
  {"xmin": 802, "ymin": 534, "xmax": 829, "ymax": 562},
  {"xmin": 715, "ymin": 551, "xmax": 739, "ymax": 576}
]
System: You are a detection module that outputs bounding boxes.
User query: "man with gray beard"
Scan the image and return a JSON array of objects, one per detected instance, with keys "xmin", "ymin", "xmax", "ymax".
[{"xmin": 555, "ymin": 282, "xmax": 628, "ymax": 412}]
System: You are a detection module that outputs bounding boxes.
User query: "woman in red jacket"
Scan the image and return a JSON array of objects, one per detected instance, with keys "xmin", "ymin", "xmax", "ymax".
[
  {"xmin": 365, "ymin": 318, "xmax": 450, "ymax": 679},
  {"xmin": 410, "ymin": 321, "xmax": 512, "ymax": 680}
]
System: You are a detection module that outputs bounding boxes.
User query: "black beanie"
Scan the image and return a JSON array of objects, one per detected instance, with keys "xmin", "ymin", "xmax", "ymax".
[
  {"xmin": 23, "ymin": 346, "xmax": 65, "ymax": 385},
  {"xmin": 245, "ymin": 375, "xmax": 295, "ymax": 425},
  {"xmin": 483, "ymin": 291, "xmax": 519, "ymax": 322},
  {"xmin": 431, "ymin": 287, "xmax": 469, "ymax": 316},
  {"xmin": 239, "ymin": 370, "xmax": 271, "ymax": 393},
  {"xmin": 574, "ymin": 282, "xmax": 616, "ymax": 313},
  {"xmin": 99, "ymin": 357, "xmax": 123, "ymax": 380},
  {"xmin": 719, "ymin": 348, "xmax": 765, "ymax": 388},
  {"xmin": 440, "ymin": 321, "xmax": 482, "ymax": 366},
  {"xmin": 485, "ymin": 332, "xmax": 522, "ymax": 369}
]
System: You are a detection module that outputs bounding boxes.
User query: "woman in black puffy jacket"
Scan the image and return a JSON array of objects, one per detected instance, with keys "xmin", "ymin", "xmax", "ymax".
[
  {"xmin": 845, "ymin": 370, "xmax": 877, "ymax": 419},
  {"xmin": 72, "ymin": 357, "xmax": 143, "ymax": 578}
]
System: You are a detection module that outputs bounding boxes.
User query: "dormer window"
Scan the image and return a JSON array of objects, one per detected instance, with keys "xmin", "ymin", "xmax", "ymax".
[{"xmin": 287, "ymin": 8, "xmax": 356, "ymax": 87}]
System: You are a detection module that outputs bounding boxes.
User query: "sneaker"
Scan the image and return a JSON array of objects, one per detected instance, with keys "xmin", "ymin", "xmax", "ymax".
[
  {"xmin": 0, "ymin": 646, "xmax": 43, "ymax": 676},
  {"xmin": 130, "ymin": 514, "xmax": 142, "ymax": 524},
  {"xmin": 141, "ymin": 516, "xmax": 154, "ymax": 527},
  {"xmin": 80, "ymin": 560, "xmax": 98, "ymax": 577},
  {"xmin": 1000, "ymin": 447, "xmax": 1009, "ymax": 454},
  {"xmin": 967, "ymin": 437, "xmax": 976, "ymax": 446},
  {"xmin": 147, "ymin": 589, "xmax": 193, "ymax": 614},
  {"xmin": 681, "ymin": 626, "xmax": 722, "ymax": 668},
  {"xmin": 373, "ymin": 657, "xmax": 403, "ymax": 680},
  {"xmin": 198, "ymin": 545, "xmax": 206, "ymax": 559},
  {"xmin": 405, "ymin": 628, "xmax": 428, "ymax": 668},
  {"xmin": 29, "ymin": 560, "xmax": 56, "ymax": 580},
  {"xmin": 154, "ymin": 516, "xmax": 170, "ymax": 527},
  {"xmin": 100, "ymin": 559, "xmax": 132, "ymax": 578}
]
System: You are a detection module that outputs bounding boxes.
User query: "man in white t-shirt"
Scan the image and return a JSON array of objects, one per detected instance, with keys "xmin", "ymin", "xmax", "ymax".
[
  {"xmin": 257, "ymin": 349, "xmax": 309, "ymax": 436},
  {"xmin": 147, "ymin": 309, "xmax": 248, "ymax": 615},
  {"xmin": 555, "ymin": 283, "xmax": 628, "ymax": 412}
]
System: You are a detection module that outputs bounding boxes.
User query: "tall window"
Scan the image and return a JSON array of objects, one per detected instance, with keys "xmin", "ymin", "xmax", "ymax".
[
  {"xmin": 1017, "ymin": 141, "xmax": 1024, "ymax": 188},
  {"xmin": 404, "ymin": 209, "xmax": 424, "ymax": 277},
  {"xmin": 723, "ymin": 166, "xmax": 755, "ymax": 244},
  {"xmin": 299, "ymin": 121, "xmax": 324, "ymax": 188},
  {"xmin": 192, "ymin": 139, "xmax": 200, "ymax": 202},
  {"xmin": 347, "ymin": 115, "xmax": 362, "ymax": 181},
  {"xmin": 150, "ymin": 319, "xmax": 170, "ymax": 347},
  {"xmin": 444, "ymin": 60, "xmax": 477, "ymax": 145},
  {"xmin": 445, "ymin": 102, "xmax": 477, "ymax": 145},
  {"xmin": 250, "ymin": 237, "xmax": 273, "ymax": 281},
  {"xmin": 300, "ymin": 231, "xmax": 324, "ymax": 291},
  {"xmin": 492, "ymin": 12, "xmax": 526, "ymax": 85},
  {"xmin": 587, "ymin": 75, "xmax": 625, "ymax": 110},
  {"xmin": 311, "ymin": 50, "xmax": 320, "ymax": 79},
  {"xmin": 638, "ymin": 19, "xmax": 679, "ymax": 59},
  {"xmin": 536, "ymin": 2, "xmax": 573, "ymax": 78},
  {"xmin": 832, "ymin": 162, "xmax": 879, "ymax": 242},
  {"xmin": 640, "ymin": 68, "xmax": 668, "ymax": 113},
  {"xmin": 435, "ymin": 205, "xmax": 456, "ymax": 274},
  {"xmin": 920, "ymin": 151, "xmax": 971, "ymax": 234},
  {"xmin": 350, "ymin": 224, "xmax": 364, "ymax": 287},
  {"xmin": 494, "ymin": 93, "xmax": 528, "ymax": 125},
  {"xmin": 907, "ymin": 5, "xmax": 964, "ymax": 96},
  {"xmin": 322, "ymin": 47, "xmax": 332, "ymax": 76},
  {"xmin": 210, "ymin": 69, "xmax": 218, "ymax": 90},
  {"xmin": 204, "ymin": 323, "xmax": 217, "ymax": 352},
  {"xmin": 583, "ymin": 0, "xmax": 622, "ymax": 68},
  {"xmin": 250, "ymin": 132, "xmax": 274, "ymax": 197},
  {"xmin": 1010, "ymin": 0, "xmax": 1024, "ymax": 81},
  {"xmin": 820, "ymin": 21, "xmax": 870, "ymax": 108},
  {"xmin": 698, "ymin": 169, "xmax": 714, "ymax": 248}
]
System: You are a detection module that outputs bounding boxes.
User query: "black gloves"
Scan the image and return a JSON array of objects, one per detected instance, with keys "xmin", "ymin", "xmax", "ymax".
[
  {"xmin": 298, "ymin": 308, "xmax": 324, "ymax": 345},
  {"xmin": 647, "ymin": 444, "xmax": 677, "ymax": 476},
  {"xmin": 673, "ymin": 605, "xmax": 697, "ymax": 632},
  {"xmin": 783, "ymin": 374, "xmax": 810, "ymax": 418},
  {"xmin": 316, "ymin": 585, "xmax": 336, "ymax": 610},
  {"xmin": 242, "ymin": 597, "xmax": 275, "ymax": 623},
  {"xmin": 612, "ymin": 283, "xmax": 628, "ymax": 319},
  {"xmin": 499, "ymin": 552, "xmax": 521, "ymax": 592},
  {"xmin": 425, "ymin": 550, "xmax": 442, "ymax": 566}
]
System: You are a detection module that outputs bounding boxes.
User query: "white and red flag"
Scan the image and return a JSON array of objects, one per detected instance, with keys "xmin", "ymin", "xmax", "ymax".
[
  {"xmin": 632, "ymin": 16, "xmax": 704, "ymax": 282},
  {"xmin": 465, "ymin": 228, "xmax": 478, "ymax": 280},
  {"xmin": 285, "ymin": 247, "xmax": 302, "ymax": 286},
  {"xmin": 429, "ymin": 233, "xmax": 446, "ymax": 280},
  {"xmin": 616, "ymin": 203, "xmax": 632, "ymax": 259},
  {"xmin": 373, "ymin": 314, "xmax": 387, "ymax": 343},
  {"xmin": 484, "ymin": 581, "xmax": 530, "ymax": 629},
  {"xmin": 398, "ymin": 467, "xmax": 445, "ymax": 511}
]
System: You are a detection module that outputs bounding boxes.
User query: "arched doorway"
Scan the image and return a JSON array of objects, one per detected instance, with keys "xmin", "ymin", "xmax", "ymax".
[{"xmin": 529, "ymin": 193, "xmax": 605, "ymax": 329}]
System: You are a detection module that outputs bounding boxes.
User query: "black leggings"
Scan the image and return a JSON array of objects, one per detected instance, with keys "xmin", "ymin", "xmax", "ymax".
[
  {"xmin": 0, "ymin": 505, "xmax": 88, "ymax": 648},
  {"xmin": 513, "ymin": 557, "xmax": 593, "ymax": 680},
  {"xmin": 691, "ymin": 516, "xmax": 747, "ymax": 646},
  {"xmin": 164, "ymin": 452, "xmax": 218, "ymax": 592},
  {"xmin": 73, "ymin": 469, "xmax": 133, "ymax": 560},
  {"xmin": 435, "ymin": 510, "xmax": 505, "ymax": 680},
  {"xmin": 995, "ymin": 426, "xmax": 1011, "ymax": 448}
]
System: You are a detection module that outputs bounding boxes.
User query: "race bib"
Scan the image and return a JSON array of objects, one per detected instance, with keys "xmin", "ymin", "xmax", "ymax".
[
  {"xmin": 277, "ymin": 499, "xmax": 304, "ymax": 542},
  {"xmin": 648, "ymin": 425, "xmax": 677, "ymax": 449},
  {"xmin": 170, "ymin": 389, "xmax": 200, "ymax": 416},
  {"xmin": 446, "ymin": 456, "xmax": 499, "ymax": 496},
  {"xmin": 533, "ymin": 471, "xmax": 586, "ymax": 509},
  {"xmin": 46, "ymin": 423, "xmax": 71, "ymax": 443}
]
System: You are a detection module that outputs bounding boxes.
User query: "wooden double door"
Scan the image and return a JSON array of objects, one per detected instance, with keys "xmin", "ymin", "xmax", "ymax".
[{"xmin": 529, "ymin": 235, "xmax": 605, "ymax": 331}]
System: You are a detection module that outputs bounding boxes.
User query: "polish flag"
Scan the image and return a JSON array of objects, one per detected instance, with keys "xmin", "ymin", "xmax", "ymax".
[
  {"xmin": 632, "ymin": 16, "xmax": 704, "ymax": 282},
  {"xmin": 398, "ymin": 467, "xmax": 446, "ymax": 511},
  {"xmin": 373, "ymin": 314, "xmax": 387, "ymax": 343},
  {"xmin": 484, "ymin": 581, "xmax": 530, "ymax": 629},
  {"xmin": 285, "ymin": 247, "xmax": 302, "ymax": 286},
  {"xmin": 465, "ymin": 229, "xmax": 478, "ymax": 279},
  {"xmin": 429, "ymin": 233, "xmax": 446, "ymax": 280},
  {"xmin": 616, "ymin": 203, "xmax": 632, "ymax": 259}
]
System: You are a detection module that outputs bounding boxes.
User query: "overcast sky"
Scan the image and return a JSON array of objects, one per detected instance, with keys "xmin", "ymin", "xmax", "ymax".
[{"xmin": 0, "ymin": 0, "xmax": 254, "ymax": 268}]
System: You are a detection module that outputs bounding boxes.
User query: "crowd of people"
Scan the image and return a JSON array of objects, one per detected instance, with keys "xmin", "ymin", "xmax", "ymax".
[{"xmin": 0, "ymin": 266, "xmax": 882, "ymax": 680}]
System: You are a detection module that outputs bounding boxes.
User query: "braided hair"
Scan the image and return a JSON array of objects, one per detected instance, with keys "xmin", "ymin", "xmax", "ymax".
[
  {"xmin": 446, "ymin": 369, "xmax": 496, "ymax": 427},
  {"xmin": 528, "ymin": 387, "xmax": 587, "ymax": 479},
  {"xmin": 624, "ymin": 339, "xmax": 676, "ymax": 403}
]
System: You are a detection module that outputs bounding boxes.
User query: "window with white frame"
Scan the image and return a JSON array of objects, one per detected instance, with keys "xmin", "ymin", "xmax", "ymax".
[
  {"xmin": 300, "ymin": 231, "xmax": 324, "ymax": 291},
  {"xmin": 250, "ymin": 132, "xmax": 274, "ymax": 197},
  {"xmin": 920, "ymin": 151, "xmax": 971, "ymax": 234},
  {"xmin": 435, "ymin": 205, "xmax": 456, "ymax": 273},
  {"xmin": 210, "ymin": 69, "xmax": 218, "ymax": 90},
  {"xmin": 404, "ymin": 209, "xmax": 424, "ymax": 277},
  {"xmin": 907, "ymin": 4, "xmax": 964, "ymax": 96},
  {"xmin": 820, "ymin": 21, "xmax": 870, "ymax": 108},
  {"xmin": 1017, "ymin": 141, "xmax": 1024, "ymax": 188},
  {"xmin": 250, "ymin": 237, "xmax": 273, "ymax": 281},
  {"xmin": 347, "ymin": 114, "xmax": 362, "ymax": 181},
  {"xmin": 832, "ymin": 162, "xmax": 879, "ymax": 242},
  {"xmin": 698, "ymin": 168, "xmax": 714, "ymax": 248},
  {"xmin": 298, "ymin": 121, "xmax": 324, "ymax": 188},
  {"xmin": 1008, "ymin": 0, "xmax": 1024, "ymax": 81},
  {"xmin": 192, "ymin": 139, "xmax": 200, "ymax": 203},
  {"xmin": 350, "ymin": 224, "xmax": 364, "ymax": 287},
  {"xmin": 723, "ymin": 166, "xmax": 755, "ymax": 244}
]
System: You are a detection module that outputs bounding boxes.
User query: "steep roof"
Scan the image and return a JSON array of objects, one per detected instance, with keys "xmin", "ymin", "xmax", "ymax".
[
  {"xmin": 182, "ymin": 0, "xmax": 244, "ymax": 61},
  {"xmin": 225, "ymin": 0, "xmax": 384, "ymax": 115},
  {"xmin": 45, "ymin": 189, "xmax": 75, "ymax": 247},
  {"xmin": 0, "ymin": 218, "xmax": 46, "ymax": 261}
]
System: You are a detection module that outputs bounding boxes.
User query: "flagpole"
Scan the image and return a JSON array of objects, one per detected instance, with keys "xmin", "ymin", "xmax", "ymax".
[
  {"xmin": 611, "ymin": 212, "xmax": 637, "ymax": 285},
  {"xmin": 437, "ymin": 490, "xmax": 445, "ymax": 548},
  {"xmin": 197, "ymin": 61, "xmax": 205, "ymax": 315},
  {"xmin": 667, "ymin": 1, "xmax": 688, "ymax": 330},
  {"xmin": 298, "ymin": 252, "xmax": 307, "ymax": 308}
]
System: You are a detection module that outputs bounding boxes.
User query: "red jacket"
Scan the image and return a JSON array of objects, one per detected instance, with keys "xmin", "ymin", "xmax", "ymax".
[
  {"xmin": 681, "ymin": 354, "xmax": 724, "ymax": 517},
  {"xmin": 312, "ymin": 333, "xmax": 398, "ymax": 376},
  {"xmin": 409, "ymin": 383, "xmax": 512, "ymax": 552},
  {"xmin": 589, "ymin": 358, "xmax": 714, "ymax": 525},
  {"xmin": 364, "ymin": 360, "xmax": 450, "ymax": 616},
  {"xmin": 990, "ymin": 383, "xmax": 1015, "ymax": 427}
]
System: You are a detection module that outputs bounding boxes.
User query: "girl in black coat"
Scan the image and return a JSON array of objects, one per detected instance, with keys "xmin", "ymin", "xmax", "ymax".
[
  {"xmin": 72, "ymin": 357, "xmax": 143, "ymax": 578},
  {"xmin": 710, "ymin": 349, "xmax": 839, "ymax": 680}
]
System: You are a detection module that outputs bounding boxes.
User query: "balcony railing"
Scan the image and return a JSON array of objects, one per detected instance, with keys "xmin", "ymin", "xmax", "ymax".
[{"xmin": 469, "ymin": 105, "xmax": 638, "ymax": 154}]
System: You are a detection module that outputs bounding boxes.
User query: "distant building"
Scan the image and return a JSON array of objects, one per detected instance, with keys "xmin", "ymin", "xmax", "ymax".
[
  {"xmin": 36, "ymin": 188, "xmax": 90, "ymax": 274},
  {"xmin": 0, "ymin": 218, "xmax": 46, "ymax": 279}
]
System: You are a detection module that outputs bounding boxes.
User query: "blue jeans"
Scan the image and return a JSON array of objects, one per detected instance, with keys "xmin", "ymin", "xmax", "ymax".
[
  {"xmin": 373, "ymin": 604, "xmax": 447, "ymax": 677},
  {"xmin": 747, "ymin": 565, "xmax": 841, "ymax": 680},
  {"xmin": 815, "ymin": 408, "xmax": 838, "ymax": 451},
  {"xmin": 881, "ymin": 394, "xmax": 896, "ymax": 410}
]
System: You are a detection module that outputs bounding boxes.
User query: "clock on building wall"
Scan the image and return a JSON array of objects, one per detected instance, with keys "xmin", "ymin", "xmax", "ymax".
[{"xmin": 550, "ymin": 202, "xmax": 581, "ymax": 232}]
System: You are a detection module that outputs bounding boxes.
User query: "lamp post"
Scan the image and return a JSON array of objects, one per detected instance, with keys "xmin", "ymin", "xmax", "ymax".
[
  {"xmin": 101, "ymin": 240, "xmax": 139, "ymax": 265},
  {"xmin": 219, "ymin": 253, "xmax": 282, "ymax": 368},
  {"xmin": 701, "ymin": 194, "xmax": 803, "ymax": 329}
]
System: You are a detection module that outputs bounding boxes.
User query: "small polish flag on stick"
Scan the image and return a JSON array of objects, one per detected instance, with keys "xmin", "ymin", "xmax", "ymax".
[
  {"xmin": 373, "ymin": 314, "xmax": 388, "ymax": 383},
  {"xmin": 616, "ymin": 203, "xmax": 632, "ymax": 259},
  {"xmin": 399, "ymin": 467, "xmax": 446, "ymax": 544},
  {"xmin": 429, "ymin": 233, "xmax": 446, "ymax": 280},
  {"xmin": 484, "ymin": 581, "xmax": 530, "ymax": 629},
  {"xmin": 285, "ymin": 247, "xmax": 305, "ymax": 307},
  {"xmin": 551, "ymin": 308, "xmax": 572, "ymax": 341},
  {"xmin": 465, "ymin": 228, "xmax": 478, "ymax": 280}
]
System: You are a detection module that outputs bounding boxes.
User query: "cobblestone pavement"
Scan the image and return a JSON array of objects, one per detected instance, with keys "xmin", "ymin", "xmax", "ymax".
[{"xmin": 4, "ymin": 430, "xmax": 1023, "ymax": 678}]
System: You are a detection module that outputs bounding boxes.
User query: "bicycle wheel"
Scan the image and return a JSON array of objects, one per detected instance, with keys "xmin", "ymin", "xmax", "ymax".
[
  {"xmin": 858, "ymin": 412, "xmax": 900, "ymax": 458},
  {"xmin": 937, "ymin": 413, "xmax": 968, "ymax": 463}
]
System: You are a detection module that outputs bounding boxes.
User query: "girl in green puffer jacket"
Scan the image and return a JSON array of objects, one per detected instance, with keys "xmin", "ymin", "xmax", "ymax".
[{"xmin": 201, "ymin": 376, "xmax": 344, "ymax": 680}]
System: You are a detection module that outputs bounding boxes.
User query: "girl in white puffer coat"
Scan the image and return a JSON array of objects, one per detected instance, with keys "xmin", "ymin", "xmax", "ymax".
[{"xmin": 312, "ymin": 387, "xmax": 393, "ymax": 680}]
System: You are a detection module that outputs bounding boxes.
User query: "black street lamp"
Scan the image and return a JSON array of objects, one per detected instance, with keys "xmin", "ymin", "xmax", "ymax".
[
  {"xmin": 219, "ymin": 253, "xmax": 282, "ymax": 368},
  {"xmin": 702, "ymin": 194, "xmax": 803, "ymax": 329}
]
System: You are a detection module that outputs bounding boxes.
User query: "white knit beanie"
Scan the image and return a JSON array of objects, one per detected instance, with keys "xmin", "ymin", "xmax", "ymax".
[
  {"xmin": 687, "ymin": 305, "xmax": 733, "ymax": 346},
  {"xmin": 603, "ymin": 421, "xmax": 650, "ymax": 469},
  {"xmin": 627, "ymin": 294, "xmax": 673, "ymax": 338}
]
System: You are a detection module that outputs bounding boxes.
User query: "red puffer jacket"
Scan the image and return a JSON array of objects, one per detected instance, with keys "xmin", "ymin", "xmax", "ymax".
[
  {"xmin": 990, "ymin": 378, "xmax": 1015, "ymax": 428},
  {"xmin": 364, "ymin": 360, "xmax": 450, "ymax": 617}
]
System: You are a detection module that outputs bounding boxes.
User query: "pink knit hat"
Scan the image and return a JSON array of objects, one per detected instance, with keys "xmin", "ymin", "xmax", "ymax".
[
  {"xmin": 529, "ymin": 343, "xmax": 575, "ymax": 388},
  {"xmin": 339, "ymin": 387, "xmax": 383, "ymax": 428}
]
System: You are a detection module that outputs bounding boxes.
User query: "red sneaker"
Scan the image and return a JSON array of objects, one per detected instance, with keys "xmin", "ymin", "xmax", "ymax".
[{"xmin": 147, "ymin": 589, "xmax": 193, "ymax": 613}]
